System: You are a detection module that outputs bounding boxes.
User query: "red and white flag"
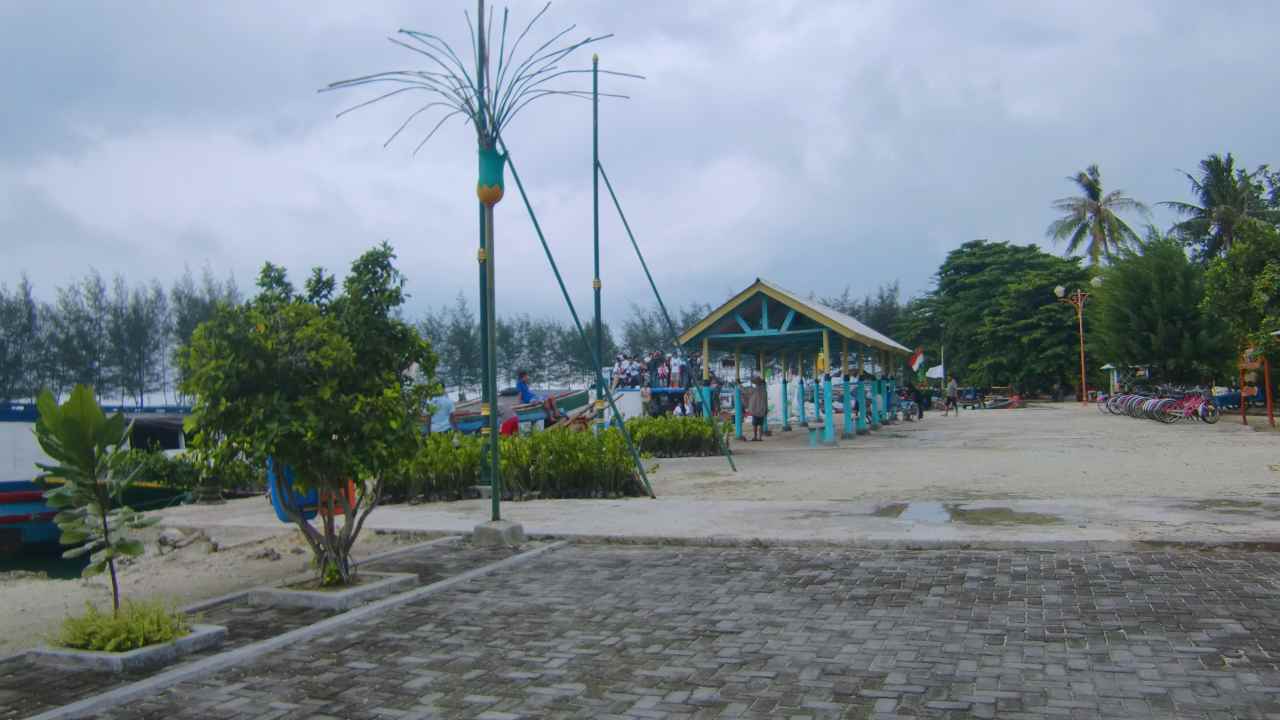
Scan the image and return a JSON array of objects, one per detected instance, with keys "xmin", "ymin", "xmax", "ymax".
[{"xmin": 909, "ymin": 348, "xmax": 925, "ymax": 372}]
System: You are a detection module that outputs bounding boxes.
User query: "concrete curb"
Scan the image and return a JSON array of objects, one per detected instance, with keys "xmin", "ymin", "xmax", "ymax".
[
  {"xmin": 28, "ymin": 625, "xmax": 227, "ymax": 674},
  {"xmin": 247, "ymin": 572, "xmax": 417, "ymax": 611},
  {"xmin": 27, "ymin": 540, "xmax": 568, "ymax": 720},
  {"xmin": 550, "ymin": 533, "xmax": 1280, "ymax": 553},
  {"xmin": 180, "ymin": 534, "xmax": 461, "ymax": 615}
]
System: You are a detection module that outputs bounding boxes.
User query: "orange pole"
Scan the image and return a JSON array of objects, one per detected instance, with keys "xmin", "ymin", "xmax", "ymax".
[
  {"xmin": 1070, "ymin": 289, "xmax": 1090, "ymax": 404},
  {"xmin": 1240, "ymin": 359, "xmax": 1248, "ymax": 426},
  {"xmin": 1266, "ymin": 357, "xmax": 1274, "ymax": 428}
]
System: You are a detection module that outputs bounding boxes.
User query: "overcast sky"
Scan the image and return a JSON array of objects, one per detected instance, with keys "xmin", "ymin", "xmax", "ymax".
[{"xmin": 2, "ymin": 1, "xmax": 1277, "ymax": 325}]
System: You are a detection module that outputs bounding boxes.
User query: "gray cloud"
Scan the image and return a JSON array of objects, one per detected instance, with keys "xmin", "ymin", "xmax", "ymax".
[{"xmin": 2, "ymin": 0, "xmax": 1278, "ymax": 324}]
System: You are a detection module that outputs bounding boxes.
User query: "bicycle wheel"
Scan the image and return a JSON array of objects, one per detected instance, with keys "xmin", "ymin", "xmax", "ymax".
[{"xmin": 1201, "ymin": 403, "xmax": 1220, "ymax": 424}]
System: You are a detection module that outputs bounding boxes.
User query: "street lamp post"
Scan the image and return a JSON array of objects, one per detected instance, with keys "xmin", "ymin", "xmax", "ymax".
[{"xmin": 1055, "ymin": 279, "xmax": 1101, "ymax": 406}]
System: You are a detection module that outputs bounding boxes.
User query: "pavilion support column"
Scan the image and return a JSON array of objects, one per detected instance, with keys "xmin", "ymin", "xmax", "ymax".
[
  {"xmin": 702, "ymin": 338, "xmax": 709, "ymax": 381},
  {"xmin": 733, "ymin": 384, "xmax": 744, "ymax": 440},
  {"xmin": 822, "ymin": 372, "xmax": 836, "ymax": 446},
  {"xmin": 781, "ymin": 354, "xmax": 791, "ymax": 431},
  {"xmin": 798, "ymin": 353, "xmax": 808, "ymax": 427},
  {"xmin": 758, "ymin": 350, "xmax": 769, "ymax": 434},
  {"xmin": 856, "ymin": 376, "xmax": 869, "ymax": 434},
  {"xmin": 735, "ymin": 349, "xmax": 740, "ymax": 383}
]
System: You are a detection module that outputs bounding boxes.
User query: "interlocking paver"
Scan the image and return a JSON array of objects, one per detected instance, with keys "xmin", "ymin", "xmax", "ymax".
[{"xmin": 53, "ymin": 543, "xmax": 1280, "ymax": 719}]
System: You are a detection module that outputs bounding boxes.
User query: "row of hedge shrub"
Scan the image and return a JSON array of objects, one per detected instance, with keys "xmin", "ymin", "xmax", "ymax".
[
  {"xmin": 625, "ymin": 415, "xmax": 725, "ymax": 457},
  {"xmin": 385, "ymin": 428, "xmax": 645, "ymax": 502},
  {"xmin": 110, "ymin": 448, "xmax": 264, "ymax": 496}
]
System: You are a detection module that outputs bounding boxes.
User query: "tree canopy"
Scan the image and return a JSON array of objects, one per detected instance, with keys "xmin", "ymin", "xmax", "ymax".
[
  {"xmin": 1046, "ymin": 164, "xmax": 1147, "ymax": 265},
  {"xmin": 1163, "ymin": 153, "xmax": 1279, "ymax": 261},
  {"xmin": 180, "ymin": 243, "xmax": 437, "ymax": 585},
  {"xmin": 1092, "ymin": 231, "xmax": 1228, "ymax": 383}
]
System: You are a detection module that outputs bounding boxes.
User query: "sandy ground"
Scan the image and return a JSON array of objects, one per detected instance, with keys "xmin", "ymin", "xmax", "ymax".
[
  {"xmin": 0, "ymin": 524, "xmax": 430, "ymax": 655},
  {"xmin": 5, "ymin": 404, "xmax": 1276, "ymax": 654},
  {"xmin": 649, "ymin": 403, "xmax": 1279, "ymax": 501}
]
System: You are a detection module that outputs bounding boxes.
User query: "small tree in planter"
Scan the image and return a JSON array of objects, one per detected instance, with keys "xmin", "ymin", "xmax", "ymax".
[
  {"xmin": 35, "ymin": 385, "xmax": 160, "ymax": 613},
  {"xmin": 181, "ymin": 243, "xmax": 437, "ymax": 586}
]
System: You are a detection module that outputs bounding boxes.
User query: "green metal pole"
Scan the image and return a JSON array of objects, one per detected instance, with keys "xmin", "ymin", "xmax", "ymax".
[
  {"xmin": 499, "ymin": 140, "xmax": 663, "ymax": 493},
  {"xmin": 476, "ymin": 0, "xmax": 499, "ymax": 522},
  {"xmin": 592, "ymin": 55, "xmax": 603, "ymax": 419},
  {"xmin": 598, "ymin": 164, "xmax": 679, "ymax": 346}
]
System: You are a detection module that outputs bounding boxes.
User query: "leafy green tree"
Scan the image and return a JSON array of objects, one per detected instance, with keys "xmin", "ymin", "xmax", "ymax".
[
  {"xmin": 36, "ymin": 385, "xmax": 157, "ymax": 613},
  {"xmin": 1163, "ymin": 153, "xmax": 1278, "ymax": 260},
  {"xmin": 0, "ymin": 277, "xmax": 37, "ymax": 401},
  {"xmin": 1092, "ymin": 231, "xmax": 1228, "ymax": 383},
  {"xmin": 931, "ymin": 241, "xmax": 1092, "ymax": 394},
  {"xmin": 1047, "ymin": 164, "xmax": 1148, "ymax": 265},
  {"xmin": 1203, "ymin": 222, "xmax": 1280, "ymax": 360},
  {"xmin": 181, "ymin": 243, "xmax": 437, "ymax": 585}
]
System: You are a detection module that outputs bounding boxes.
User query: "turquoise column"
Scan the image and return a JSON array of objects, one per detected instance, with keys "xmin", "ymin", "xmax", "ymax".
[
  {"xmin": 701, "ymin": 386, "xmax": 712, "ymax": 419},
  {"xmin": 797, "ymin": 376, "xmax": 808, "ymax": 427},
  {"xmin": 733, "ymin": 385, "xmax": 744, "ymax": 440},
  {"xmin": 870, "ymin": 380, "xmax": 882, "ymax": 430},
  {"xmin": 887, "ymin": 381, "xmax": 897, "ymax": 423},
  {"xmin": 856, "ymin": 380, "xmax": 868, "ymax": 434},
  {"xmin": 781, "ymin": 375, "xmax": 791, "ymax": 431},
  {"xmin": 842, "ymin": 375, "xmax": 854, "ymax": 439},
  {"xmin": 822, "ymin": 375, "xmax": 836, "ymax": 445}
]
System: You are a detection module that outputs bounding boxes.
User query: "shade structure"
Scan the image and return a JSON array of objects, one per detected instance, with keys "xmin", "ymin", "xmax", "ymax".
[{"xmin": 678, "ymin": 278, "xmax": 912, "ymax": 357}]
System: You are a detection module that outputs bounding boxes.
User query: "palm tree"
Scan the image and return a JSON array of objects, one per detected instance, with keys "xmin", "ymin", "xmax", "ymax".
[
  {"xmin": 1161, "ymin": 153, "xmax": 1277, "ymax": 259},
  {"xmin": 1047, "ymin": 164, "xmax": 1148, "ymax": 265}
]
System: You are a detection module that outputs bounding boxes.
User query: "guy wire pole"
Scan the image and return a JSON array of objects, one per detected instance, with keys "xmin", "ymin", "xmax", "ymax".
[
  {"xmin": 476, "ymin": 0, "xmax": 501, "ymax": 522},
  {"xmin": 592, "ymin": 54, "xmax": 604, "ymax": 423},
  {"xmin": 599, "ymin": 164, "xmax": 735, "ymax": 472},
  {"xmin": 498, "ymin": 135, "xmax": 655, "ymax": 497},
  {"xmin": 598, "ymin": 164, "xmax": 678, "ymax": 345}
]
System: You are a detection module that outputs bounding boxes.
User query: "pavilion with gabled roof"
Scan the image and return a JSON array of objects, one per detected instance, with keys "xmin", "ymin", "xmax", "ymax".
[{"xmin": 677, "ymin": 278, "xmax": 912, "ymax": 444}]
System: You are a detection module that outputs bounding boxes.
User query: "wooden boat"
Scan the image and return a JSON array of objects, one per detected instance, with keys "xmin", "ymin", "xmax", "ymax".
[
  {"xmin": 513, "ymin": 388, "xmax": 590, "ymax": 424},
  {"xmin": 449, "ymin": 389, "xmax": 591, "ymax": 433},
  {"xmin": 2, "ymin": 402, "xmax": 189, "ymax": 554}
]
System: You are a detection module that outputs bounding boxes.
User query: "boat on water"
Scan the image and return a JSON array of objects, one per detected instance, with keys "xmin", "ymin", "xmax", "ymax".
[{"xmin": 1, "ymin": 401, "xmax": 190, "ymax": 555}]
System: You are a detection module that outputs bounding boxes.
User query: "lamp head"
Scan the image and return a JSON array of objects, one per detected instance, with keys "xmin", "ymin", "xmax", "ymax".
[
  {"xmin": 1053, "ymin": 285, "xmax": 1066, "ymax": 299},
  {"xmin": 1090, "ymin": 276, "xmax": 1103, "ymax": 288}
]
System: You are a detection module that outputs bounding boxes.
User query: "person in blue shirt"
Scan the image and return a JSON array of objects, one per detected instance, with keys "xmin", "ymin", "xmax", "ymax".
[{"xmin": 516, "ymin": 370, "xmax": 560, "ymax": 422}]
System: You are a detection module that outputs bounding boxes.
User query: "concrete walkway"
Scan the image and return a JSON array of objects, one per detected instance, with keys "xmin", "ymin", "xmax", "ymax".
[{"xmin": 156, "ymin": 493, "xmax": 1280, "ymax": 548}]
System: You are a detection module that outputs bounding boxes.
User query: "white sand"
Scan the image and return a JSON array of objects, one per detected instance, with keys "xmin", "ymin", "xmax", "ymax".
[{"xmin": 0, "ymin": 524, "xmax": 423, "ymax": 655}]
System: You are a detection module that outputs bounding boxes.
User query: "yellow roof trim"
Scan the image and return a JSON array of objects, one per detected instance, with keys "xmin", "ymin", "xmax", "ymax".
[{"xmin": 677, "ymin": 278, "xmax": 910, "ymax": 354}]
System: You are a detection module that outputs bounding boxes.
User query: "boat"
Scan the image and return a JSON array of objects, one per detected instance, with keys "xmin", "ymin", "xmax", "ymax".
[
  {"xmin": 513, "ymin": 388, "xmax": 590, "ymax": 424},
  {"xmin": 1, "ymin": 401, "xmax": 190, "ymax": 555},
  {"xmin": 449, "ymin": 388, "xmax": 591, "ymax": 433}
]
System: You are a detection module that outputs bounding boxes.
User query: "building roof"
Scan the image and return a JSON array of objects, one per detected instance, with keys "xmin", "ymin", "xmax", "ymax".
[{"xmin": 677, "ymin": 278, "xmax": 912, "ymax": 355}]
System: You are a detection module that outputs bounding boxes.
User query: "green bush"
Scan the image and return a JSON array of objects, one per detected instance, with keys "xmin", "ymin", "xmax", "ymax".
[
  {"xmin": 112, "ymin": 448, "xmax": 264, "ymax": 496},
  {"xmin": 57, "ymin": 601, "xmax": 190, "ymax": 652},
  {"xmin": 111, "ymin": 449, "xmax": 201, "ymax": 491},
  {"xmin": 625, "ymin": 415, "xmax": 725, "ymax": 457},
  {"xmin": 386, "ymin": 429, "xmax": 645, "ymax": 501}
]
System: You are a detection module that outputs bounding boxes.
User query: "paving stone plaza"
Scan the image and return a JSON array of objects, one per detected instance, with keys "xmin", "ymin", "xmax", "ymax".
[{"xmin": 90, "ymin": 543, "xmax": 1280, "ymax": 720}]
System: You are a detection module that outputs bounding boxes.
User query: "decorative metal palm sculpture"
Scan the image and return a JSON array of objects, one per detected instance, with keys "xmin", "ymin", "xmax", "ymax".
[{"xmin": 324, "ymin": 2, "xmax": 634, "ymax": 521}]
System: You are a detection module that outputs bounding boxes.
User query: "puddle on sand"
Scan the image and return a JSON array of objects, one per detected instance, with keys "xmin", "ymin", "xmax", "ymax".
[
  {"xmin": 897, "ymin": 502, "xmax": 952, "ymax": 523},
  {"xmin": 881, "ymin": 502, "xmax": 1062, "ymax": 525}
]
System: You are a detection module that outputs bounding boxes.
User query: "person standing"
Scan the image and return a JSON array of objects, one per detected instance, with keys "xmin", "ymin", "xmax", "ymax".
[
  {"xmin": 944, "ymin": 375, "xmax": 959, "ymax": 417},
  {"xmin": 911, "ymin": 382, "xmax": 925, "ymax": 420},
  {"xmin": 748, "ymin": 375, "xmax": 768, "ymax": 441}
]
